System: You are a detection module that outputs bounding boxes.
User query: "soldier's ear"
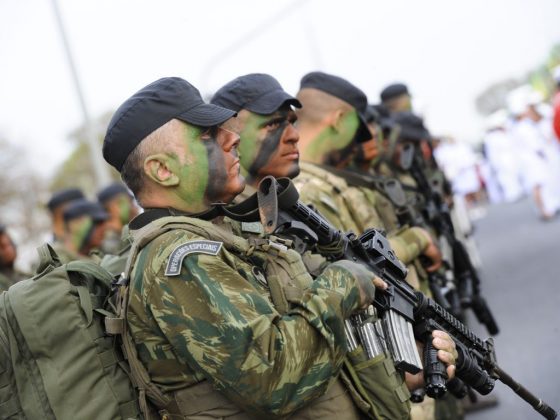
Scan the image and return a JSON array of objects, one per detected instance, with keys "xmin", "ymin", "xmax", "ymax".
[
  {"xmin": 144, "ymin": 154, "xmax": 180, "ymax": 187},
  {"xmin": 329, "ymin": 109, "xmax": 346, "ymax": 133}
]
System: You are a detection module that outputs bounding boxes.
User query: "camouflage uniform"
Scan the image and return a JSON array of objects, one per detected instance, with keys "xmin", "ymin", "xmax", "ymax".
[
  {"xmin": 126, "ymin": 212, "xmax": 382, "ymax": 418},
  {"xmin": 294, "ymin": 162, "xmax": 431, "ymax": 290}
]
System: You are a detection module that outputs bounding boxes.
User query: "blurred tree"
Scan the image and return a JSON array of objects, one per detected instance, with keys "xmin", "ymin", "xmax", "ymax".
[
  {"xmin": 475, "ymin": 78, "xmax": 520, "ymax": 116},
  {"xmin": 0, "ymin": 136, "xmax": 50, "ymax": 269},
  {"xmin": 475, "ymin": 43, "xmax": 560, "ymax": 116},
  {"xmin": 49, "ymin": 110, "xmax": 120, "ymax": 195}
]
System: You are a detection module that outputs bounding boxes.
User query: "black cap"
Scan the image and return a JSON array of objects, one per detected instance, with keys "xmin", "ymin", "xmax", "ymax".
[
  {"xmin": 47, "ymin": 188, "xmax": 85, "ymax": 212},
  {"xmin": 103, "ymin": 77, "xmax": 237, "ymax": 172},
  {"xmin": 97, "ymin": 182, "xmax": 131, "ymax": 204},
  {"xmin": 371, "ymin": 104, "xmax": 395, "ymax": 130},
  {"xmin": 364, "ymin": 105, "xmax": 380, "ymax": 124},
  {"xmin": 300, "ymin": 71, "xmax": 371, "ymax": 142},
  {"xmin": 211, "ymin": 73, "xmax": 301, "ymax": 114},
  {"xmin": 393, "ymin": 112, "xmax": 431, "ymax": 141},
  {"xmin": 63, "ymin": 199, "xmax": 109, "ymax": 223},
  {"xmin": 380, "ymin": 83, "xmax": 410, "ymax": 103}
]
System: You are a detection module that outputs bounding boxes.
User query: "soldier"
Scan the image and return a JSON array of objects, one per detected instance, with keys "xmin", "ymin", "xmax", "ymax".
[
  {"xmin": 102, "ymin": 76, "xmax": 458, "ymax": 419},
  {"xmin": 210, "ymin": 73, "xmax": 301, "ymax": 200},
  {"xmin": 53, "ymin": 199, "xmax": 109, "ymax": 262},
  {"xmin": 0, "ymin": 225, "xmax": 26, "ymax": 292},
  {"xmin": 380, "ymin": 83, "xmax": 413, "ymax": 113},
  {"xmin": 97, "ymin": 182, "xmax": 139, "ymax": 234},
  {"xmin": 46, "ymin": 187, "xmax": 85, "ymax": 242},
  {"xmin": 293, "ymin": 72, "xmax": 442, "ymax": 286},
  {"xmin": 97, "ymin": 182, "xmax": 139, "ymax": 255}
]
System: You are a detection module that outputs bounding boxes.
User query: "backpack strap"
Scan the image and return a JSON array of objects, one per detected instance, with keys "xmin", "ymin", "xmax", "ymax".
[
  {"xmin": 66, "ymin": 260, "xmax": 114, "ymax": 288},
  {"xmin": 35, "ymin": 244, "xmax": 61, "ymax": 274}
]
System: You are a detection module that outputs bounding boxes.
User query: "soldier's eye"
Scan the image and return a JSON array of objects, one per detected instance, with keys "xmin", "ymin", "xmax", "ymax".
[
  {"xmin": 265, "ymin": 118, "xmax": 284, "ymax": 131},
  {"xmin": 201, "ymin": 127, "xmax": 218, "ymax": 140}
]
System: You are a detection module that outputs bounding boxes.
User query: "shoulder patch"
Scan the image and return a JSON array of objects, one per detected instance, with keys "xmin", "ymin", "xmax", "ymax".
[{"xmin": 165, "ymin": 240, "xmax": 223, "ymax": 276}]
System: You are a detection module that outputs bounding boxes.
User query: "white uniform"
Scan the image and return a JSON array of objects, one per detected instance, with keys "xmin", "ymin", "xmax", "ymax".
[
  {"xmin": 483, "ymin": 128, "xmax": 524, "ymax": 203},
  {"xmin": 509, "ymin": 118, "xmax": 560, "ymax": 216}
]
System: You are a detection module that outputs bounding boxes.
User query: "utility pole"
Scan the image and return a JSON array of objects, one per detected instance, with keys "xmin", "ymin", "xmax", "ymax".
[{"xmin": 50, "ymin": 0, "xmax": 111, "ymax": 189}]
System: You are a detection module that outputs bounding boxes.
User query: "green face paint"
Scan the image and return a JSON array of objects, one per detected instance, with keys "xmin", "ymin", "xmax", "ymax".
[
  {"xmin": 71, "ymin": 217, "xmax": 94, "ymax": 252},
  {"xmin": 116, "ymin": 195, "xmax": 131, "ymax": 225},
  {"xmin": 174, "ymin": 124, "xmax": 211, "ymax": 208},
  {"xmin": 238, "ymin": 113, "xmax": 266, "ymax": 174},
  {"xmin": 239, "ymin": 109, "xmax": 299, "ymax": 183},
  {"xmin": 304, "ymin": 110, "xmax": 360, "ymax": 164}
]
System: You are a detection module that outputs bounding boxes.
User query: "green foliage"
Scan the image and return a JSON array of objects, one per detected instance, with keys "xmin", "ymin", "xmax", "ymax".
[{"xmin": 49, "ymin": 111, "xmax": 119, "ymax": 195}]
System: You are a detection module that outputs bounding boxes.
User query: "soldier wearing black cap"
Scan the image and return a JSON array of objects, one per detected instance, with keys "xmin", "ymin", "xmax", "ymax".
[
  {"xmin": 46, "ymin": 188, "xmax": 85, "ymax": 243},
  {"xmin": 380, "ymin": 83, "xmax": 412, "ymax": 113},
  {"xmin": 211, "ymin": 73, "xmax": 301, "ymax": 200},
  {"xmin": 211, "ymin": 72, "xmax": 457, "ymax": 419},
  {"xmin": 51, "ymin": 199, "xmax": 109, "ymax": 262},
  {"xmin": 97, "ymin": 182, "xmax": 139, "ymax": 255},
  {"xmin": 101, "ymin": 76, "xmax": 412, "ymax": 419},
  {"xmin": 0, "ymin": 224, "xmax": 26, "ymax": 292},
  {"xmin": 293, "ymin": 72, "xmax": 439, "ymax": 266}
]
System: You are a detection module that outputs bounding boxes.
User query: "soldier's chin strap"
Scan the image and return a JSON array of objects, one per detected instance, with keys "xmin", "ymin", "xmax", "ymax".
[{"xmin": 129, "ymin": 178, "xmax": 300, "ymax": 230}]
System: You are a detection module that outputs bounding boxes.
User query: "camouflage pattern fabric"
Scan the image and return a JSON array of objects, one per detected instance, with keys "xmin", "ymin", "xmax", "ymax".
[
  {"xmin": 127, "ymin": 216, "xmax": 370, "ymax": 418},
  {"xmin": 294, "ymin": 162, "xmax": 429, "ymax": 265}
]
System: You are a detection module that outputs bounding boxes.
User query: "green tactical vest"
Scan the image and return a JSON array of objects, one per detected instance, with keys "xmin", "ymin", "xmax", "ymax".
[{"xmin": 108, "ymin": 215, "xmax": 410, "ymax": 420}]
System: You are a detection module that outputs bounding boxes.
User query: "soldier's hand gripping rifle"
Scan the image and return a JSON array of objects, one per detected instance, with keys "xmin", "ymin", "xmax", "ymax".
[
  {"xmin": 256, "ymin": 176, "xmax": 557, "ymax": 420},
  {"xmin": 399, "ymin": 143, "xmax": 499, "ymax": 336},
  {"xmin": 329, "ymin": 166, "xmax": 464, "ymax": 321}
]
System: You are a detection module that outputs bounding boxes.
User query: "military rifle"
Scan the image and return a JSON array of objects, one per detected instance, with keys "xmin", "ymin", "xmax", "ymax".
[
  {"xmin": 398, "ymin": 143, "xmax": 499, "ymax": 335},
  {"xmin": 255, "ymin": 176, "xmax": 556, "ymax": 420}
]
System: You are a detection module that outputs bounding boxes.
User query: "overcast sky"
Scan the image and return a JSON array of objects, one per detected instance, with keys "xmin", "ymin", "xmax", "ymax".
[{"xmin": 1, "ymin": 0, "xmax": 560, "ymax": 178}]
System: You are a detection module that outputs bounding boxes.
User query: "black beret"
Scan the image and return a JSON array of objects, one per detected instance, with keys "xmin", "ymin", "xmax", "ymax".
[
  {"xmin": 97, "ymin": 183, "xmax": 131, "ymax": 204},
  {"xmin": 63, "ymin": 199, "xmax": 109, "ymax": 223},
  {"xmin": 103, "ymin": 77, "xmax": 237, "ymax": 172},
  {"xmin": 393, "ymin": 112, "xmax": 431, "ymax": 142},
  {"xmin": 300, "ymin": 72, "xmax": 371, "ymax": 142},
  {"xmin": 47, "ymin": 188, "xmax": 85, "ymax": 212},
  {"xmin": 380, "ymin": 83, "xmax": 410, "ymax": 102},
  {"xmin": 211, "ymin": 73, "xmax": 301, "ymax": 114}
]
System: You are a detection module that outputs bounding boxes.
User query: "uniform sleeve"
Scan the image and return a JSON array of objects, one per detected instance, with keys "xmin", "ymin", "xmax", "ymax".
[
  {"xmin": 387, "ymin": 227, "xmax": 430, "ymax": 265},
  {"xmin": 143, "ymin": 245, "xmax": 364, "ymax": 417}
]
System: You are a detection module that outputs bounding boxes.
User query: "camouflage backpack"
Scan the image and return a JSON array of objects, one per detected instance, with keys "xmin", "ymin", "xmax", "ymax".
[{"xmin": 0, "ymin": 244, "xmax": 141, "ymax": 420}]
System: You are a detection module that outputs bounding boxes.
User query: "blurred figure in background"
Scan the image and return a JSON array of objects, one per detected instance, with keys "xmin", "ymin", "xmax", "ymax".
[
  {"xmin": 46, "ymin": 188, "xmax": 85, "ymax": 243},
  {"xmin": 432, "ymin": 136, "xmax": 485, "ymax": 206},
  {"xmin": 507, "ymin": 86, "xmax": 560, "ymax": 220},
  {"xmin": 380, "ymin": 82, "xmax": 413, "ymax": 113},
  {"xmin": 54, "ymin": 199, "xmax": 109, "ymax": 262},
  {"xmin": 0, "ymin": 224, "xmax": 26, "ymax": 291},
  {"xmin": 483, "ymin": 110, "xmax": 524, "ymax": 203},
  {"xmin": 97, "ymin": 182, "xmax": 139, "ymax": 254},
  {"xmin": 552, "ymin": 65, "xmax": 560, "ymax": 142}
]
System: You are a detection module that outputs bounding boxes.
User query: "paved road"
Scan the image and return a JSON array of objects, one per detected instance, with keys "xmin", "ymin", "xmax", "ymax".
[{"xmin": 464, "ymin": 198, "xmax": 560, "ymax": 420}]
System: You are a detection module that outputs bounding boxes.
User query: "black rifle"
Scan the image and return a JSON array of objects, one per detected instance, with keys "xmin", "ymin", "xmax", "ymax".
[
  {"xmin": 256, "ymin": 176, "xmax": 557, "ymax": 420},
  {"xmin": 399, "ymin": 143, "xmax": 499, "ymax": 335},
  {"xmin": 320, "ymin": 165, "xmax": 465, "ymax": 321}
]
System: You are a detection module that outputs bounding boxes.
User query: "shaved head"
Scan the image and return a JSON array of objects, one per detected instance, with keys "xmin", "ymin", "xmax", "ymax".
[{"xmin": 296, "ymin": 88, "xmax": 353, "ymax": 125}]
